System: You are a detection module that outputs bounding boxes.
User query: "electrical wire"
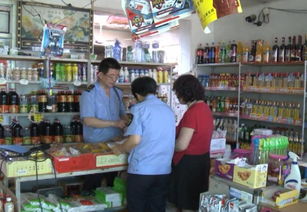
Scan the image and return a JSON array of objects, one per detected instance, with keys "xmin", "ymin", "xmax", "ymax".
[
  {"xmin": 267, "ymin": 7, "xmax": 307, "ymax": 14},
  {"xmin": 82, "ymin": 0, "xmax": 96, "ymax": 9}
]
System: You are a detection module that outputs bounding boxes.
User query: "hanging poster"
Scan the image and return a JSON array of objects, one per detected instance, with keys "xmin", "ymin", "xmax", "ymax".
[{"xmin": 193, "ymin": 0, "xmax": 243, "ymax": 30}]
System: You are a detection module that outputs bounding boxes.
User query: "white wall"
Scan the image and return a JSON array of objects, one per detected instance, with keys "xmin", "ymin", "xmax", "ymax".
[{"xmin": 188, "ymin": 0, "xmax": 307, "ymax": 71}]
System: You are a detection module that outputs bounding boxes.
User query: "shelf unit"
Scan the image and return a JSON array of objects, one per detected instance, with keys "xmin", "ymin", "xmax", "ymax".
[
  {"xmin": 2, "ymin": 166, "xmax": 127, "ymax": 212},
  {"xmin": 196, "ymin": 62, "xmax": 307, "ymax": 156}
]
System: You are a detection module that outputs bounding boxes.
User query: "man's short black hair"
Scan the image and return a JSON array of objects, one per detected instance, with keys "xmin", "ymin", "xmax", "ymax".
[
  {"xmin": 98, "ymin": 58, "xmax": 121, "ymax": 74},
  {"xmin": 131, "ymin": 77, "xmax": 157, "ymax": 98},
  {"xmin": 173, "ymin": 74, "xmax": 205, "ymax": 103}
]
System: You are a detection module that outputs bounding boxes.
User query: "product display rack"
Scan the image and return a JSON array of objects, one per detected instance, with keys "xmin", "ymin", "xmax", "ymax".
[
  {"xmin": 1, "ymin": 166, "xmax": 127, "ymax": 212},
  {"xmin": 0, "ymin": 55, "xmax": 177, "ymax": 211},
  {"xmin": 196, "ymin": 61, "xmax": 307, "ymax": 156}
]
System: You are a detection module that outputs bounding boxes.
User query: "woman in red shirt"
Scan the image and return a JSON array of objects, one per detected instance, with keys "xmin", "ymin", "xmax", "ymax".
[{"xmin": 169, "ymin": 75, "xmax": 214, "ymax": 212}]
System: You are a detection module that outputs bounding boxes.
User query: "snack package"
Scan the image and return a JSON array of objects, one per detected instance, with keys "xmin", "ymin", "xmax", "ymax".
[
  {"xmin": 123, "ymin": 0, "xmax": 155, "ymax": 34},
  {"xmin": 41, "ymin": 24, "xmax": 67, "ymax": 57}
]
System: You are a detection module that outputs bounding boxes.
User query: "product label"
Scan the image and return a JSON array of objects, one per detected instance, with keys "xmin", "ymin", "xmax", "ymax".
[
  {"xmin": 31, "ymin": 137, "xmax": 40, "ymax": 145},
  {"xmin": 0, "ymin": 105, "xmax": 9, "ymax": 113},
  {"xmin": 0, "ymin": 139, "xmax": 5, "ymax": 145},
  {"xmin": 20, "ymin": 105, "xmax": 28, "ymax": 113},
  {"xmin": 13, "ymin": 137, "xmax": 23, "ymax": 145},
  {"xmin": 43, "ymin": 136, "xmax": 53, "ymax": 144},
  {"xmin": 9, "ymin": 105, "xmax": 19, "ymax": 113},
  {"xmin": 54, "ymin": 136, "xmax": 64, "ymax": 143},
  {"xmin": 5, "ymin": 138, "xmax": 12, "ymax": 145}
]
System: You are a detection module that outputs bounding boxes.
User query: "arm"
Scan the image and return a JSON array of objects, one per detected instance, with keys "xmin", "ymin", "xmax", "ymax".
[
  {"xmin": 112, "ymin": 135, "xmax": 141, "ymax": 155},
  {"xmin": 175, "ymin": 127, "xmax": 195, "ymax": 152},
  {"xmin": 83, "ymin": 117, "xmax": 126, "ymax": 129}
]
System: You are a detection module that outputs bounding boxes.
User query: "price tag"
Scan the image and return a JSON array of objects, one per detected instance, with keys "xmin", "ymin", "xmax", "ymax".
[
  {"xmin": 19, "ymin": 79, "xmax": 29, "ymax": 85},
  {"xmin": 32, "ymin": 113, "xmax": 44, "ymax": 122},
  {"xmin": 0, "ymin": 78, "xmax": 7, "ymax": 84},
  {"xmin": 73, "ymin": 80, "xmax": 82, "ymax": 86}
]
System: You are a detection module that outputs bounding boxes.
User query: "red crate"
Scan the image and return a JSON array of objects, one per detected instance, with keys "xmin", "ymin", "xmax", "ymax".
[{"xmin": 52, "ymin": 153, "xmax": 96, "ymax": 173}]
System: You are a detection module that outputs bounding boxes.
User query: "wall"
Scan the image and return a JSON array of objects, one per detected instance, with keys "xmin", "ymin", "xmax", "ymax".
[{"xmin": 188, "ymin": 0, "xmax": 307, "ymax": 71}]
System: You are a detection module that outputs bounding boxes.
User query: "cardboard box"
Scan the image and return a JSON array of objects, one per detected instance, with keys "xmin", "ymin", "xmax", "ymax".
[
  {"xmin": 229, "ymin": 187, "xmax": 253, "ymax": 203},
  {"xmin": 261, "ymin": 186, "xmax": 299, "ymax": 209},
  {"xmin": 233, "ymin": 164, "xmax": 268, "ymax": 188},
  {"xmin": 95, "ymin": 153, "xmax": 128, "ymax": 168},
  {"xmin": 1, "ymin": 159, "xmax": 53, "ymax": 177},
  {"xmin": 52, "ymin": 153, "xmax": 95, "ymax": 173},
  {"xmin": 215, "ymin": 159, "xmax": 235, "ymax": 181},
  {"xmin": 95, "ymin": 187, "xmax": 122, "ymax": 208}
]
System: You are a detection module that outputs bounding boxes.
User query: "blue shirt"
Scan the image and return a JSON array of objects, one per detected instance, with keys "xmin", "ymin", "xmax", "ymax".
[
  {"xmin": 80, "ymin": 82, "xmax": 126, "ymax": 143},
  {"xmin": 125, "ymin": 94, "xmax": 175, "ymax": 175}
]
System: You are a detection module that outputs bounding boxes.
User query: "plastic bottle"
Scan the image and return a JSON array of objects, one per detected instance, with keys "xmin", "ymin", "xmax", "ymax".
[
  {"xmin": 30, "ymin": 122, "xmax": 40, "ymax": 145},
  {"xmin": 42, "ymin": 120, "xmax": 53, "ymax": 144},
  {"xmin": 124, "ymin": 67, "xmax": 129, "ymax": 83},
  {"xmin": 0, "ymin": 89, "xmax": 8, "ymax": 113},
  {"xmin": 53, "ymin": 119, "xmax": 64, "ymax": 143},
  {"xmin": 74, "ymin": 119, "xmax": 83, "ymax": 143},
  {"xmin": 12, "ymin": 120, "xmax": 22, "ymax": 145},
  {"xmin": 0, "ymin": 124, "xmax": 4, "ymax": 144},
  {"xmin": 119, "ymin": 68, "xmax": 124, "ymax": 83},
  {"xmin": 263, "ymin": 41, "xmax": 271, "ymax": 63},
  {"xmin": 230, "ymin": 40, "xmax": 237, "ymax": 62},
  {"xmin": 8, "ymin": 84, "xmax": 19, "ymax": 113},
  {"xmin": 284, "ymin": 152, "xmax": 301, "ymax": 198},
  {"xmin": 72, "ymin": 64, "xmax": 78, "ymax": 81},
  {"xmin": 4, "ymin": 197, "xmax": 14, "ymax": 212}
]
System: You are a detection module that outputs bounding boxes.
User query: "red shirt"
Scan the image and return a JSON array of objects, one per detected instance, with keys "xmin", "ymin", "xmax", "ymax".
[{"xmin": 173, "ymin": 102, "xmax": 214, "ymax": 165}]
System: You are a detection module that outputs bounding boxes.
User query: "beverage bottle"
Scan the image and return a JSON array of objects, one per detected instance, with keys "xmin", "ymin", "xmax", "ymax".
[
  {"xmin": 81, "ymin": 64, "xmax": 87, "ymax": 82},
  {"xmin": 38, "ymin": 90, "xmax": 47, "ymax": 112},
  {"xmin": 237, "ymin": 41, "xmax": 243, "ymax": 62},
  {"xmin": 30, "ymin": 122, "xmax": 40, "ymax": 144},
  {"xmin": 163, "ymin": 70, "xmax": 169, "ymax": 83},
  {"xmin": 57, "ymin": 91, "xmax": 66, "ymax": 112},
  {"xmin": 215, "ymin": 42, "xmax": 220, "ymax": 63},
  {"xmin": 196, "ymin": 44, "xmax": 204, "ymax": 64},
  {"xmin": 66, "ymin": 91, "xmax": 74, "ymax": 112},
  {"xmin": 279, "ymin": 37, "xmax": 286, "ymax": 63},
  {"xmin": 297, "ymin": 35, "xmax": 303, "ymax": 61},
  {"xmin": 0, "ymin": 124, "xmax": 4, "ymax": 144},
  {"xmin": 42, "ymin": 120, "xmax": 53, "ymax": 144},
  {"xmin": 0, "ymin": 88, "xmax": 8, "ymax": 113},
  {"xmin": 219, "ymin": 42, "xmax": 226, "ymax": 63},
  {"xmin": 272, "ymin": 37, "xmax": 279, "ymax": 63},
  {"xmin": 255, "ymin": 40, "xmax": 263, "ymax": 63},
  {"xmin": 242, "ymin": 44, "xmax": 249, "ymax": 63},
  {"xmin": 285, "ymin": 37, "xmax": 292, "ymax": 62},
  {"xmin": 152, "ymin": 69, "xmax": 157, "ymax": 82},
  {"xmin": 59, "ymin": 63, "xmax": 65, "ymax": 81},
  {"xmin": 4, "ymin": 197, "xmax": 14, "ymax": 212},
  {"xmin": 291, "ymin": 36, "xmax": 297, "ymax": 61},
  {"xmin": 75, "ymin": 119, "xmax": 83, "ymax": 143},
  {"xmin": 29, "ymin": 94, "xmax": 38, "ymax": 113},
  {"xmin": 19, "ymin": 95, "xmax": 28, "ymax": 113},
  {"xmin": 262, "ymin": 41, "xmax": 271, "ymax": 63},
  {"xmin": 249, "ymin": 40, "xmax": 256, "ymax": 62},
  {"xmin": 65, "ymin": 64, "xmax": 72, "ymax": 82},
  {"xmin": 73, "ymin": 90, "xmax": 81, "ymax": 112},
  {"xmin": 64, "ymin": 125, "xmax": 73, "ymax": 143},
  {"xmin": 204, "ymin": 43, "xmax": 210, "ymax": 63},
  {"xmin": 55, "ymin": 63, "xmax": 61, "ymax": 81},
  {"xmin": 210, "ymin": 42, "xmax": 216, "ymax": 63},
  {"xmin": 53, "ymin": 119, "xmax": 64, "ymax": 143},
  {"xmin": 12, "ymin": 120, "xmax": 22, "ymax": 145},
  {"xmin": 22, "ymin": 127, "xmax": 31, "ymax": 145},
  {"xmin": 70, "ymin": 119, "xmax": 77, "ymax": 142},
  {"xmin": 124, "ymin": 67, "xmax": 129, "ymax": 83},
  {"xmin": 303, "ymin": 34, "xmax": 307, "ymax": 61},
  {"xmin": 230, "ymin": 40, "xmax": 237, "ymax": 62},
  {"xmin": 72, "ymin": 64, "xmax": 78, "ymax": 81},
  {"xmin": 8, "ymin": 84, "xmax": 19, "ymax": 113},
  {"xmin": 225, "ymin": 41, "xmax": 231, "ymax": 62}
]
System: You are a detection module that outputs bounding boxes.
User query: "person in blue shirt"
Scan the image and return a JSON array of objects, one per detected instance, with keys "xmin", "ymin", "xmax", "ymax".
[
  {"xmin": 80, "ymin": 57, "xmax": 127, "ymax": 191},
  {"xmin": 80, "ymin": 57, "xmax": 127, "ymax": 142},
  {"xmin": 112, "ymin": 77, "xmax": 175, "ymax": 212}
]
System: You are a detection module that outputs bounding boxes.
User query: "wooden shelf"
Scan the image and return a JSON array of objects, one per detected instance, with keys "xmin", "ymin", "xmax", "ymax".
[{"xmin": 0, "ymin": 55, "xmax": 45, "ymax": 61}]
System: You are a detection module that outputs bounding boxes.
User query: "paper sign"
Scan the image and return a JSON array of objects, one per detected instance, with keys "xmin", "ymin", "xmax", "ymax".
[{"xmin": 210, "ymin": 138, "xmax": 226, "ymax": 154}]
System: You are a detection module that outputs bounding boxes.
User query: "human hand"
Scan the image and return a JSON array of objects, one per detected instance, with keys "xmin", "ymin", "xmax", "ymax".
[
  {"xmin": 114, "ymin": 120, "xmax": 126, "ymax": 129},
  {"xmin": 111, "ymin": 145, "xmax": 122, "ymax": 155}
]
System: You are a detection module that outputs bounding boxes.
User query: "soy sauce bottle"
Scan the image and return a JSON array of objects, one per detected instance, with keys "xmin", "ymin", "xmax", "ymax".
[{"xmin": 53, "ymin": 119, "xmax": 63, "ymax": 143}]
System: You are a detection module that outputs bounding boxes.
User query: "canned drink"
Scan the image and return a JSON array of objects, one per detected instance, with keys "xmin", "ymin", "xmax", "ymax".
[
  {"xmin": 72, "ymin": 64, "xmax": 78, "ymax": 81},
  {"xmin": 81, "ymin": 64, "xmax": 87, "ymax": 82},
  {"xmin": 65, "ymin": 64, "xmax": 72, "ymax": 82}
]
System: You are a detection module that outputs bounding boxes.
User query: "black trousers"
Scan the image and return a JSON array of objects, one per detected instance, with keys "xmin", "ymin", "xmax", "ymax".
[{"xmin": 127, "ymin": 173, "xmax": 170, "ymax": 212}]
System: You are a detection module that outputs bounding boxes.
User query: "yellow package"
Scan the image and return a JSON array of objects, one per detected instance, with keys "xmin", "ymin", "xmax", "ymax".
[{"xmin": 233, "ymin": 164, "xmax": 268, "ymax": 188}]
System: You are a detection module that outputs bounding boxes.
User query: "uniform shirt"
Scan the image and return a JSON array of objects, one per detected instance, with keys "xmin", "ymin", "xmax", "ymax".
[
  {"xmin": 80, "ymin": 82, "xmax": 126, "ymax": 143},
  {"xmin": 173, "ymin": 102, "xmax": 214, "ymax": 165},
  {"xmin": 125, "ymin": 94, "xmax": 175, "ymax": 175}
]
